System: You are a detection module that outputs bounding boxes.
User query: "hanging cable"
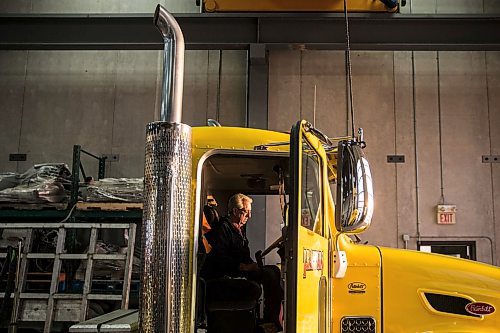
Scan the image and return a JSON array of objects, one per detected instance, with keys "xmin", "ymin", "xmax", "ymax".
[
  {"xmin": 343, "ymin": 0, "xmax": 355, "ymax": 138},
  {"xmin": 436, "ymin": 52, "xmax": 445, "ymax": 205},
  {"xmin": 216, "ymin": 50, "xmax": 222, "ymax": 123},
  {"xmin": 411, "ymin": 51, "xmax": 421, "ymax": 241}
]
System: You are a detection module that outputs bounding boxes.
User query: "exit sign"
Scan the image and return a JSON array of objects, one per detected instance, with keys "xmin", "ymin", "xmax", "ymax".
[{"xmin": 437, "ymin": 205, "xmax": 457, "ymax": 225}]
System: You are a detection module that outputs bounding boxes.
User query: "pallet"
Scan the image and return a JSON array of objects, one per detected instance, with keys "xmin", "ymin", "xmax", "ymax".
[
  {"xmin": 0, "ymin": 202, "xmax": 68, "ymax": 210},
  {"xmin": 76, "ymin": 202, "xmax": 143, "ymax": 212}
]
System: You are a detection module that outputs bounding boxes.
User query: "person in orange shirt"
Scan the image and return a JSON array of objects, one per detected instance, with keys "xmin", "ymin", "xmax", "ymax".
[
  {"xmin": 201, "ymin": 195, "xmax": 220, "ymax": 253},
  {"xmin": 201, "ymin": 213, "xmax": 212, "ymax": 253}
]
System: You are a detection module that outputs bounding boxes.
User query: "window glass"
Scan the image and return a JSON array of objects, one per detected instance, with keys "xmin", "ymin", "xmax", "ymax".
[
  {"xmin": 326, "ymin": 152, "xmax": 337, "ymax": 206},
  {"xmin": 301, "ymin": 140, "xmax": 322, "ymax": 235},
  {"xmin": 418, "ymin": 241, "xmax": 476, "ymax": 261}
]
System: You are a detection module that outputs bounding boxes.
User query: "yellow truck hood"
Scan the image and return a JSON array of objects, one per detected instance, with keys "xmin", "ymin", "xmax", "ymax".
[{"xmin": 379, "ymin": 246, "xmax": 500, "ymax": 333}]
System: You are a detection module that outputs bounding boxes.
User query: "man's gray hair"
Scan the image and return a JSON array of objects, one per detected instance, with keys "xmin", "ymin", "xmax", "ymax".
[{"xmin": 228, "ymin": 193, "xmax": 252, "ymax": 214}]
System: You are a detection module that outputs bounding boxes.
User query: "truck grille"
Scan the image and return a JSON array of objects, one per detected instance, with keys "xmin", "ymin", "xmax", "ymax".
[{"xmin": 341, "ymin": 317, "xmax": 376, "ymax": 333}]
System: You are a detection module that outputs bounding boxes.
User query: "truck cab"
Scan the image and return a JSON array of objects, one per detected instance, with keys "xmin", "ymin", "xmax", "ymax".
[{"xmin": 189, "ymin": 120, "xmax": 374, "ymax": 333}]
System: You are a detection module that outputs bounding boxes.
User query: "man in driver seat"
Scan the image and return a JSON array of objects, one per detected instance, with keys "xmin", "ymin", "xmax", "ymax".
[{"xmin": 203, "ymin": 193, "xmax": 283, "ymax": 331}]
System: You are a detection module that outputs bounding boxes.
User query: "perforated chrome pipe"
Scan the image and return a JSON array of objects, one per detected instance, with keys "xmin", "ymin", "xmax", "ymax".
[
  {"xmin": 140, "ymin": 5, "xmax": 192, "ymax": 333},
  {"xmin": 141, "ymin": 123, "xmax": 192, "ymax": 333}
]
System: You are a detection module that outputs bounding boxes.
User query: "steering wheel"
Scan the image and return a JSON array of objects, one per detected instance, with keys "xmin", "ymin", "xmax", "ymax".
[
  {"xmin": 255, "ymin": 236, "xmax": 284, "ymax": 269},
  {"xmin": 261, "ymin": 236, "xmax": 283, "ymax": 257}
]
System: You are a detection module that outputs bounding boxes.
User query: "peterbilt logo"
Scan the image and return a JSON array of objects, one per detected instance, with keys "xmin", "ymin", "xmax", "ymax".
[
  {"xmin": 348, "ymin": 282, "xmax": 366, "ymax": 294},
  {"xmin": 465, "ymin": 302, "xmax": 496, "ymax": 315}
]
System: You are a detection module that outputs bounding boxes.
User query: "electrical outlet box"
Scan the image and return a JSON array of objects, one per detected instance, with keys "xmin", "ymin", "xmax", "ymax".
[
  {"xmin": 482, "ymin": 155, "xmax": 500, "ymax": 163},
  {"xmin": 102, "ymin": 154, "xmax": 119, "ymax": 162},
  {"xmin": 387, "ymin": 155, "xmax": 405, "ymax": 163},
  {"xmin": 9, "ymin": 153, "xmax": 27, "ymax": 161}
]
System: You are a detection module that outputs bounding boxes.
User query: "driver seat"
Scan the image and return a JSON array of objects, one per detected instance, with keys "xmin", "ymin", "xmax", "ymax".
[{"xmin": 205, "ymin": 277, "xmax": 262, "ymax": 333}]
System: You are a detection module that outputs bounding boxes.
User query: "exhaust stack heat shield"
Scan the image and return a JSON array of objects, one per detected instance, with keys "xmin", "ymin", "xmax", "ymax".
[{"xmin": 140, "ymin": 122, "xmax": 192, "ymax": 333}]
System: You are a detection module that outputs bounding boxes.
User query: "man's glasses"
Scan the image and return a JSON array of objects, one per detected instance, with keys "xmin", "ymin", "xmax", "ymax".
[{"xmin": 238, "ymin": 208, "xmax": 252, "ymax": 217}]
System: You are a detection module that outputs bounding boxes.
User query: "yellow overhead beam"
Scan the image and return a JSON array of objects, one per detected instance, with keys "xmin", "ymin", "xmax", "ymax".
[{"xmin": 203, "ymin": 0, "xmax": 398, "ymax": 13}]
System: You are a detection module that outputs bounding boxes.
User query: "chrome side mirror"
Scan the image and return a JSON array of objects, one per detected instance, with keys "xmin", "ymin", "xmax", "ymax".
[{"xmin": 335, "ymin": 141, "xmax": 374, "ymax": 233}]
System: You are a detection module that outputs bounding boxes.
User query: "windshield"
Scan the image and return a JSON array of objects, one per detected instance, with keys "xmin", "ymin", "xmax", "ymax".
[{"xmin": 301, "ymin": 141, "xmax": 323, "ymax": 235}]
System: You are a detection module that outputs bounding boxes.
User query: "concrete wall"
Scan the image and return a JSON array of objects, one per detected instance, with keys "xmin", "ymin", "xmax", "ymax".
[
  {"xmin": 268, "ymin": 50, "xmax": 500, "ymax": 265},
  {"xmin": 0, "ymin": 1, "xmax": 499, "ymax": 265},
  {"xmin": 402, "ymin": 0, "xmax": 500, "ymax": 13},
  {"xmin": 0, "ymin": 0, "xmax": 199, "ymax": 13},
  {"xmin": 0, "ymin": 49, "xmax": 246, "ymax": 178}
]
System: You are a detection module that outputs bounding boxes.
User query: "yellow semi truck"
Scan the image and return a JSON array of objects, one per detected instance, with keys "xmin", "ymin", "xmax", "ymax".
[{"xmin": 138, "ymin": 5, "xmax": 500, "ymax": 333}]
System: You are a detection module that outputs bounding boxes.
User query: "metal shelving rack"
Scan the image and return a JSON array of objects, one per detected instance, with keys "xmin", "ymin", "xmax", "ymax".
[
  {"xmin": 0, "ymin": 209, "xmax": 142, "ymax": 220},
  {"xmin": 0, "ymin": 145, "xmax": 142, "ymax": 220},
  {"xmin": 0, "ymin": 145, "xmax": 143, "ymax": 332},
  {"xmin": 70, "ymin": 145, "xmax": 106, "ymax": 208},
  {"xmin": 0, "ymin": 222, "xmax": 136, "ymax": 333}
]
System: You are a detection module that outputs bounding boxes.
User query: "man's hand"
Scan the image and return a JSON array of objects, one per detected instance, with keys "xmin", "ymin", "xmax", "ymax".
[{"xmin": 239, "ymin": 262, "xmax": 260, "ymax": 272}]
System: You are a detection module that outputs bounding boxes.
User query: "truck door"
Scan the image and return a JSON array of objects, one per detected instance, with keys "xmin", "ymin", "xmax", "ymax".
[{"xmin": 285, "ymin": 120, "xmax": 331, "ymax": 333}]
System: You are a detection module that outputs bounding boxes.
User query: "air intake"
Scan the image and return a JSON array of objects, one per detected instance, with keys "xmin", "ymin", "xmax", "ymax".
[
  {"xmin": 424, "ymin": 293, "xmax": 480, "ymax": 318},
  {"xmin": 341, "ymin": 317, "xmax": 376, "ymax": 333}
]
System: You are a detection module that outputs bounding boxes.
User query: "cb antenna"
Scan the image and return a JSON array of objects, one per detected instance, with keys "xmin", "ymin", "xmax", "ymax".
[{"xmin": 343, "ymin": 0, "xmax": 356, "ymax": 139}]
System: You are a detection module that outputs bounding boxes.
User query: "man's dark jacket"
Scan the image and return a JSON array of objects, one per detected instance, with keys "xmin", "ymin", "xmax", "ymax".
[{"xmin": 202, "ymin": 216, "xmax": 254, "ymax": 279}]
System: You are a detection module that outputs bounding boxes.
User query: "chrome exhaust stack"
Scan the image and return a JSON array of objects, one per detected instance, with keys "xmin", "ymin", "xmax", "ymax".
[
  {"xmin": 154, "ymin": 4, "xmax": 185, "ymax": 123},
  {"xmin": 140, "ymin": 5, "xmax": 192, "ymax": 333}
]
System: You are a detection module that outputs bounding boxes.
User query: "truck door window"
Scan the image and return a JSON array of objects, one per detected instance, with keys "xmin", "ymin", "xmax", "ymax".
[{"xmin": 301, "ymin": 141, "xmax": 322, "ymax": 235}]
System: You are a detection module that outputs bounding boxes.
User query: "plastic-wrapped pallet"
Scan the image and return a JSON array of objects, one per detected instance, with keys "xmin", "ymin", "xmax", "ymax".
[
  {"xmin": 85, "ymin": 178, "xmax": 143, "ymax": 203},
  {"xmin": 0, "ymin": 164, "xmax": 71, "ymax": 203},
  {"xmin": 0, "ymin": 172, "xmax": 18, "ymax": 191}
]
